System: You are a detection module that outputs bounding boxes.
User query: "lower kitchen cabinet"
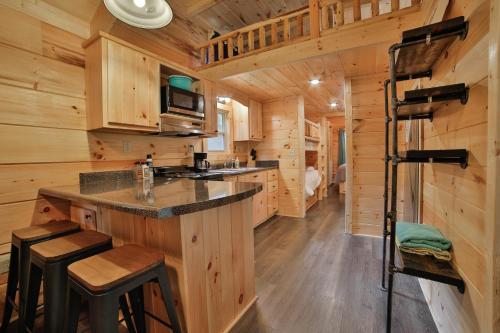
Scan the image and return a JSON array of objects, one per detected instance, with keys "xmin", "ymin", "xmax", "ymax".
[{"xmin": 236, "ymin": 169, "xmax": 279, "ymax": 227}]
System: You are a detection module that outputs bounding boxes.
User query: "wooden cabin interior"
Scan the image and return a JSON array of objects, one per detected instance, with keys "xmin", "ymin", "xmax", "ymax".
[{"xmin": 0, "ymin": 0, "xmax": 498, "ymax": 332}]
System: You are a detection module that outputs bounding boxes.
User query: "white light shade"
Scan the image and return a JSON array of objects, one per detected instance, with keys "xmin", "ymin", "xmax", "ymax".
[
  {"xmin": 310, "ymin": 79, "xmax": 320, "ymax": 85},
  {"xmin": 104, "ymin": 0, "xmax": 173, "ymax": 29},
  {"xmin": 330, "ymin": 102, "xmax": 337, "ymax": 107}
]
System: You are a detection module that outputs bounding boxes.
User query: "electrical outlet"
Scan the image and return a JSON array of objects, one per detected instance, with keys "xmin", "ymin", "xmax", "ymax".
[
  {"xmin": 188, "ymin": 144, "xmax": 195, "ymax": 153},
  {"xmin": 123, "ymin": 141, "xmax": 131, "ymax": 153}
]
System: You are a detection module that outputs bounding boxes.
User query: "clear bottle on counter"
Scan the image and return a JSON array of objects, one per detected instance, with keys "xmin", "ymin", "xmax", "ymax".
[
  {"xmin": 135, "ymin": 162, "xmax": 143, "ymax": 179},
  {"xmin": 142, "ymin": 163, "xmax": 150, "ymax": 179},
  {"xmin": 235, "ymin": 157, "xmax": 240, "ymax": 169}
]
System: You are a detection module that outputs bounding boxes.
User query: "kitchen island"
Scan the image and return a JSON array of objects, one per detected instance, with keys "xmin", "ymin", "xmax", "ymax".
[{"xmin": 39, "ymin": 177, "xmax": 262, "ymax": 333}]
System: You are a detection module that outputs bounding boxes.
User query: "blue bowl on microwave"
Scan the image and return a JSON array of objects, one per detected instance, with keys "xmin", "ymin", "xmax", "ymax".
[{"xmin": 169, "ymin": 75, "xmax": 193, "ymax": 91}]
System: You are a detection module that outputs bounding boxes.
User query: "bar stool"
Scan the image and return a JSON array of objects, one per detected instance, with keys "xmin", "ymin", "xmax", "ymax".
[
  {"xmin": 0, "ymin": 221, "xmax": 80, "ymax": 333},
  {"xmin": 65, "ymin": 244, "xmax": 181, "ymax": 333},
  {"xmin": 23, "ymin": 230, "xmax": 122, "ymax": 333}
]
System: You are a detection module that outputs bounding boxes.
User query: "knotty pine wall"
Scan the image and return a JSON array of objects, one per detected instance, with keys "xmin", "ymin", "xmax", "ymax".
[
  {"xmin": 345, "ymin": 73, "xmax": 406, "ymax": 236},
  {"xmin": 254, "ymin": 96, "xmax": 306, "ymax": 218},
  {"xmin": 418, "ymin": 0, "xmax": 491, "ymax": 331},
  {"xmin": 329, "ymin": 116, "xmax": 345, "ymax": 182}
]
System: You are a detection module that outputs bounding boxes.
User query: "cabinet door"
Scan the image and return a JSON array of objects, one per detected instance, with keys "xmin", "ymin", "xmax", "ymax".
[
  {"xmin": 249, "ymin": 99, "xmax": 263, "ymax": 140},
  {"xmin": 239, "ymin": 172, "xmax": 267, "ymax": 225},
  {"xmin": 107, "ymin": 40, "xmax": 160, "ymax": 130},
  {"xmin": 233, "ymin": 101, "xmax": 249, "ymax": 141},
  {"xmin": 202, "ymin": 80, "xmax": 218, "ymax": 135}
]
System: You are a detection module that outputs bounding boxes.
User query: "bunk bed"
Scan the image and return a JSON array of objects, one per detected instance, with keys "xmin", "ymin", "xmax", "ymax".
[
  {"xmin": 305, "ymin": 120, "xmax": 322, "ymax": 210},
  {"xmin": 381, "ymin": 17, "xmax": 469, "ymax": 333}
]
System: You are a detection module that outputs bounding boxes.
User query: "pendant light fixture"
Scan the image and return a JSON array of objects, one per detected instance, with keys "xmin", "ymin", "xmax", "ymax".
[{"xmin": 104, "ymin": 0, "xmax": 173, "ymax": 29}]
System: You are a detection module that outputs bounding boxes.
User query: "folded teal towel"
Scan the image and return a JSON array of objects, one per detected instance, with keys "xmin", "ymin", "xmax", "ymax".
[{"xmin": 396, "ymin": 221, "xmax": 451, "ymax": 251}]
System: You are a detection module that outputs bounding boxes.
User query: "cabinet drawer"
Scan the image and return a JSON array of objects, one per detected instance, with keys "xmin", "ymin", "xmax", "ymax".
[
  {"xmin": 267, "ymin": 169, "xmax": 278, "ymax": 181},
  {"xmin": 223, "ymin": 175, "xmax": 238, "ymax": 182},
  {"xmin": 267, "ymin": 180, "xmax": 278, "ymax": 193},
  {"xmin": 267, "ymin": 191, "xmax": 278, "ymax": 215},
  {"xmin": 70, "ymin": 205, "xmax": 97, "ymax": 230},
  {"xmin": 239, "ymin": 171, "xmax": 266, "ymax": 183}
]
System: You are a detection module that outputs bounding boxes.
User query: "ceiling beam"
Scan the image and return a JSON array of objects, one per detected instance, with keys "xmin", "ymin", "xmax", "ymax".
[
  {"xmin": 198, "ymin": 6, "xmax": 425, "ymax": 80},
  {"xmin": 185, "ymin": 0, "xmax": 221, "ymax": 17},
  {"xmin": 90, "ymin": 2, "xmax": 116, "ymax": 35}
]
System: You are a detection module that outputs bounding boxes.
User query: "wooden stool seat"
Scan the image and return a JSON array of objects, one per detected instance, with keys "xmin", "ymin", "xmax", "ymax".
[
  {"xmin": 24, "ymin": 231, "xmax": 115, "ymax": 333},
  {"xmin": 12, "ymin": 220, "xmax": 80, "ymax": 244},
  {"xmin": 68, "ymin": 244, "xmax": 164, "ymax": 292},
  {"xmin": 30, "ymin": 230, "xmax": 112, "ymax": 263}
]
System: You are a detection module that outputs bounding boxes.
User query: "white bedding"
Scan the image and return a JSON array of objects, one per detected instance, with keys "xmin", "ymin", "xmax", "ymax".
[{"xmin": 305, "ymin": 167, "xmax": 322, "ymax": 198}]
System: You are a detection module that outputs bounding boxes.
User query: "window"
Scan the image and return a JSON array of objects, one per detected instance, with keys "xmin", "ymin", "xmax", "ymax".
[{"xmin": 207, "ymin": 110, "xmax": 228, "ymax": 152}]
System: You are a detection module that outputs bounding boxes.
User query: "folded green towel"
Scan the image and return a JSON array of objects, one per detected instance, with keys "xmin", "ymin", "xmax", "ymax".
[
  {"xmin": 395, "ymin": 222, "xmax": 452, "ymax": 261},
  {"xmin": 396, "ymin": 221, "xmax": 451, "ymax": 251}
]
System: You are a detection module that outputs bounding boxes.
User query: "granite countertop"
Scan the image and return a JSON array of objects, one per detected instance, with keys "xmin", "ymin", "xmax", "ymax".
[{"xmin": 40, "ymin": 178, "xmax": 262, "ymax": 218}]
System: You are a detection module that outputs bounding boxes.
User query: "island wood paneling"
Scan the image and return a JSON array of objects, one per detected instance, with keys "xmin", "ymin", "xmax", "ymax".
[
  {"xmin": 0, "ymin": 3, "xmax": 250, "ymax": 323},
  {"xmin": 254, "ymin": 96, "xmax": 306, "ymax": 218},
  {"xmin": 418, "ymin": 0, "xmax": 491, "ymax": 331}
]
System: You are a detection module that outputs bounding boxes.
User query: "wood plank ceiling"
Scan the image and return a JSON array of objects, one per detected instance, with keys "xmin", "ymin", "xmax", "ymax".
[
  {"xmin": 223, "ymin": 42, "xmax": 391, "ymax": 115},
  {"xmin": 41, "ymin": 1, "xmax": 390, "ymax": 116}
]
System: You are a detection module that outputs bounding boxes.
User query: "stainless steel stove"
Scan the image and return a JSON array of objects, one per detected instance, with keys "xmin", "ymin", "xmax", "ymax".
[{"xmin": 153, "ymin": 166, "xmax": 224, "ymax": 181}]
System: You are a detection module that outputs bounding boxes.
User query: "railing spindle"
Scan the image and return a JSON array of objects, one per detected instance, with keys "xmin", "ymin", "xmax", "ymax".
[
  {"xmin": 218, "ymin": 40, "xmax": 224, "ymax": 61},
  {"xmin": 271, "ymin": 22, "xmax": 278, "ymax": 44},
  {"xmin": 248, "ymin": 30, "xmax": 255, "ymax": 51},
  {"xmin": 391, "ymin": 0, "xmax": 399, "ymax": 11},
  {"xmin": 259, "ymin": 26, "xmax": 266, "ymax": 48},
  {"xmin": 321, "ymin": 1, "xmax": 330, "ymax": 30},
  {"xmin": 208, "ymin": 43, "xmax": 214, "ymax": 63},
  {"xmin": 228, "ymin": 37, "xmax": 234, "ymax": 58},
  {"xmin": 353, "ymin": 0, "xmax": 361, "ymax": 21},
  {"xmin": 297, "ymin": 14, "xmax": 304, "ymax": 37},
  {"xmin": 237, "ymin": 33, "xmax": 244, "ymax": 54},
  {"xmin": 371, "ymin": 0, "xmax": 379, "ymax": 17},
  {"xmin": 200, "ymin": 46, "xmax": 207, "ymax": 65},
  {"xmin": 309, "ymin": 0, "xmax": 320, "ymax": 37},
  {"xmin": 283, "ymin": 18, "xmax": 290, "ymax": 41},
  {"xmin": 334, "ymin": 1, "xmax": 344, "ymax": 26}
]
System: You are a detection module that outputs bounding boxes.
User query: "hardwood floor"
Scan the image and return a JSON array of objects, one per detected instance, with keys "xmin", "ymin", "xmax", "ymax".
[{"xmin": 230, "ymin": 190, "xmax": 438, "ymax": 333}]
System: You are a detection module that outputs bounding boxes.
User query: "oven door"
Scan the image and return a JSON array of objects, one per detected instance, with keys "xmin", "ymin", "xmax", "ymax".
[{"xmin": 163, "ymin": 85, "xmax": 205, "ymax": 119}]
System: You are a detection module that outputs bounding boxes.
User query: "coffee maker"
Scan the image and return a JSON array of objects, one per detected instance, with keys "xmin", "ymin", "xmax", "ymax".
[{"xmin": 193, "ymin": 152, "xmax": 210, "ymax": 172}]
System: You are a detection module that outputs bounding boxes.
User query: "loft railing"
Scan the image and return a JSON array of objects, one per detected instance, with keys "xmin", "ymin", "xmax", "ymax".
[
  {"xmin": 196, "ymin": 0, "xmax": 421, "ymax": 68},
  {"xmin": 197, "ymin": 6, "xmax": 311, "ymax": 67}
]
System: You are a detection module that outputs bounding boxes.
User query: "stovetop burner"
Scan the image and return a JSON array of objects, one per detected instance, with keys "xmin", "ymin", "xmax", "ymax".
[{"xmin": 153, "ymin": 166, "xmax": 224, "ymax": 181}]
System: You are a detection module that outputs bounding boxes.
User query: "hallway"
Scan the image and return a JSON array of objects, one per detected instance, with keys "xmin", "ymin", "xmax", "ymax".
[{"xmin": 231, "ymin": 191, "xmax": 438, "ymax": 333}]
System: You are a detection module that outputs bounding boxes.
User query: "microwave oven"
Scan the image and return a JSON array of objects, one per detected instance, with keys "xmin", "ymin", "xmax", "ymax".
[{"xmin": 161, "ymin": 85, "xmax": 205, "ymax": 119}]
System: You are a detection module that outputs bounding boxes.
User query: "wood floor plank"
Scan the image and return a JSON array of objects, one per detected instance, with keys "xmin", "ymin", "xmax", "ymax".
[{"xmin": 230, "ymin": 189, "xmax": 438, "ymax": 333}]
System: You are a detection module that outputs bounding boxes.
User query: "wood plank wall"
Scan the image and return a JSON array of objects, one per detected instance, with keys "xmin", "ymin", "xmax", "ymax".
[
  {"xmin": 418, "ymin": 0, "xmax": 491, "ymax": 331},
  {"xmin": 329, "ymin": 116, "xmax": 345, "ymax": 182},
  {"xmin": 255, "ymin": 96, "xmax": 306, "ymax": 218},
  {"xmin": 346, "ymin": 73, "xmax": 406, "ymax": 236}
]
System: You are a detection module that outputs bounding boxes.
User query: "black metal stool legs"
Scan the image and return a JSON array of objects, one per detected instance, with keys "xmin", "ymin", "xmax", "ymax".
[
  {"xmin": 89, "ymin": 295, "xmax": 120, "ymax": 333},
  {"xmin": 119, "ymin": 295, "xmax": 137, "ymax": 333},
  {"xmin": 156, "ymin": 267, "xmax": 181, "ymax": 333},
  {"xmin": 129, "ymin": 286, "xmax": 146, "ymax": 333},
  {"xmin": 1, "ymin": 245, "xmax": 19, "ymax": 333},
  {"xmin": 65, "ymin": 286, "xmax": 81, "ymax": 333},
  {"xmin": 23, "ymin": 263, "xmax": 42, "ymax": 333}
]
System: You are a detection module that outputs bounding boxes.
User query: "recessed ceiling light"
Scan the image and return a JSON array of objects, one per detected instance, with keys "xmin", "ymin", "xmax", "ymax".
[
  {"xmin": 104, "ymin": 0, "xmax": 173, "ymax": 29},
  {"xmin": 310, "ymin": 79, "xmax": 320, "ymax": 85},
  {"xmin": 330, "ymin": 102, "xmax": 337, "ymax": 108}
]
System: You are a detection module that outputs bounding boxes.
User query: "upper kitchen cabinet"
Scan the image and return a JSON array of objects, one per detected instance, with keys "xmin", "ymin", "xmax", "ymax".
[
  {"xmin": 233, "ymin": 99, "xmax": 263, "ymax": 141},
  {"xmin": 201, "ymin": 80, "xmax": 218, "ymax": 136},
  {"xmin": 84, "ymin": 34, "xmax": 160, "ymax": 132}
]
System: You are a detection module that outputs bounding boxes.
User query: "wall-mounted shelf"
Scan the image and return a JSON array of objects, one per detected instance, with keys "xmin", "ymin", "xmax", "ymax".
[
  {"xmin": 383, "ymin": 16, "xmax": 469, "ymax": 333},
  {"xmin": 395, "ymin": 16, "xmax": 468, "ymax": 77},
  {"xmin": 396, "ymin": 246, "xmax": 465, "ymax": 293},
  {"xmin": 397, "ymin": 83, "xmax": 469, "ymax": 119},
  {"xmin": 399, "ymin": 149, "xmax": 468, "ymax": 168}
]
